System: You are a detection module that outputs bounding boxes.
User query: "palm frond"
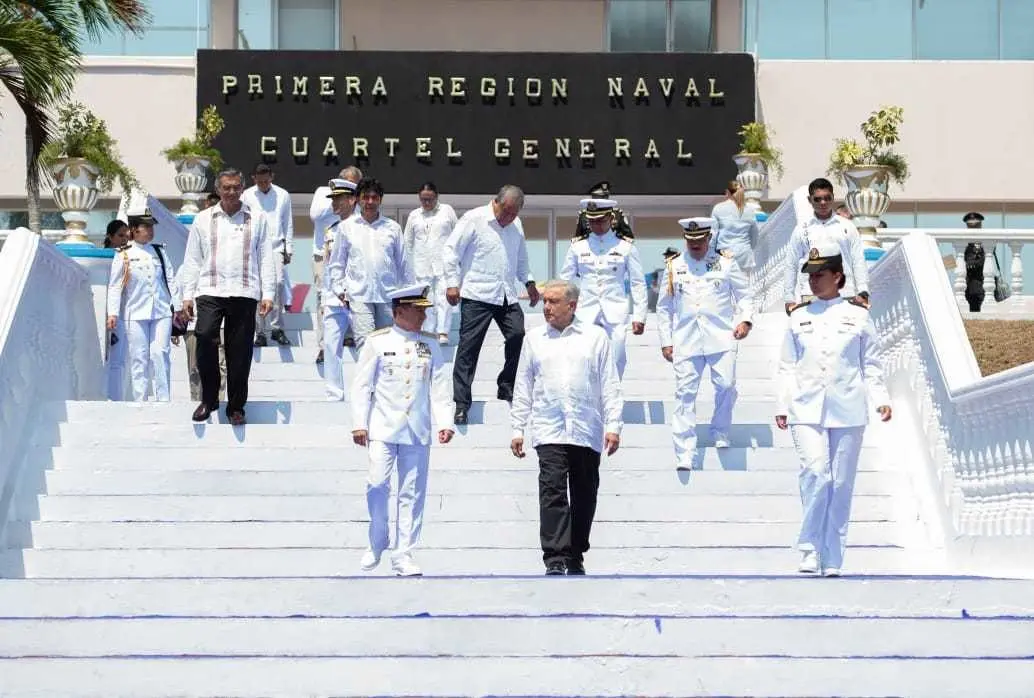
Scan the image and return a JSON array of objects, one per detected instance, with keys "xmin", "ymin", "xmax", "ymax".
[
  {"xmin": 71, "ymin": 0, "xmax": 151, "ymax": 39},
  {"xmin": 7, "ymin": 1, "xmax": 80, "ymax": 48}
]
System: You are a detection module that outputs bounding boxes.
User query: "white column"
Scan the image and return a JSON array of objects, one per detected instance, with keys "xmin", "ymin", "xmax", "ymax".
[
  {"xmin": 1009, "ymin": 242, "xmax": 1024, "ymax": 296},
  {"xmin": 982, "ymin": 240, "xmax": 997, "ymax": 298},
  {"xmin": 952, "ymin": 242, "xmax": 966, "ymax": 298}
]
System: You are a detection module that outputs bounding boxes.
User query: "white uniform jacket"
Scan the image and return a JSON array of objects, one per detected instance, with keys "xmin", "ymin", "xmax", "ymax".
[
  {"xmin": 350, "ymin": 326, "xmax": 456, "ymax": 446},
  {"xmin": 711, "ymin": 200, "xmax": 760, "ymax": 270},
  {"xmin": 404, "ymin": 204, "xmax": 458, "ymax": 281},
  {"xmin": 320, "ymin": 220, "xmax": 347, "ymax": 310},
  {"xmin": 559, "ymin": 231, "xmax": 648, "ymax": 326},
  {"xmin": 326, "ymin": 214, "xmax": 410, "ymax": 304},
  {"xmin": 443, "ymin": 203, "xmax": 533, "ymax": 306},
  {"xmin": 309, "ymin": 185, "xmax": 337, "ymax": 255},
  {"xmin": 243, "ymin": 183, "xmax": 294, "ymax": 255},
  {"xmin": 180, "ymin": 205, "xmax": 275, "ymax": 303},
  {"xmin": 783, "ymin": 215, "xmax": 869, "ymax": 302},
  {"xmin": 657, "ymin": 251, "xmax": 754, "ymax": 358},
  {"xmin": 776, "ymin": 296, "xmax": 890, "ymax": 428},
  {"xmin": 106, "ymin": 241, "xmax": 180, "ymax": 320},
  {"xmin": 510, "ymin": 320, "xmax": 623, "ymax": 452}
]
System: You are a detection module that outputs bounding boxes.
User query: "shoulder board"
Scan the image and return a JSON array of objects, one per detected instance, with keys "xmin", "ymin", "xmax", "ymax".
[
  {"xmin": 116, "ymin": 243, "xmax": 131, "ymax": 252},
  {"xmin": 789, "ymin": 301, "xmax": 812, "ymax": 314},
  {"xmin": 152, "ymin": 242, "xmax": 165, "ymax": 248},
  {"xmin": 719, "ymin": 248, "xmax": 733, "ymax": 258},
  {"xmin": 847, "ymin": 297, "xmax": 871, "ymax": 311},
  {"xmin": 616, "ymin": 230, "xmax": 635, "ymax": 242},
  {"xmin": 369, "ymin": 327, "xmax": 392, "ymax": 337}
]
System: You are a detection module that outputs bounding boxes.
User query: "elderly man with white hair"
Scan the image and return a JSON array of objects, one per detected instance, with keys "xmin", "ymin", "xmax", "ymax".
[{"xmin": 510, "ymin": 279, "xmax": 623, "ymax": 577}]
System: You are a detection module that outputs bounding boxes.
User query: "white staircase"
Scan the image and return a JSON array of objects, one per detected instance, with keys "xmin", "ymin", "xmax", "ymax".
[{"xmin": 3, "ymin": 309, "xmax": 1034, "ymax": 696}]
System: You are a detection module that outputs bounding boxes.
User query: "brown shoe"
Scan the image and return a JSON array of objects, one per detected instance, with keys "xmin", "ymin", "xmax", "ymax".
[
  {"xmin": 192, "ymin": 403, "xmax": 214, "ymax": 422},
  {"xmin": 228, "ymin": 410, "xmax": 246, "ymax": 426}
]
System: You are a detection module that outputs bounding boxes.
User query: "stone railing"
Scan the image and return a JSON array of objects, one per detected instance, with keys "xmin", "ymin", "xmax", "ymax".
[
  {"xmin": 879, "ymin": 228, "xmax": 1034, "ymax": 300},
  {"xmin": 752, "ymin": 184, "xmax": 812, "ymax": 311},
  {"xmin": 868, "ymin": 233, "xmax": 1034, "ymax": 572},
  {"xmin": 0, "ymin": 229, "xmax": 103, "ymax": 544}
]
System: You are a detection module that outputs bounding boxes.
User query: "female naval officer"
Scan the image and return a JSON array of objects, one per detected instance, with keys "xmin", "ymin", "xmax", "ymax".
[
  {"xmin": 774, "ymin": 240, "xmax": 892, "ymax": 577},
  {"xmin": 710, "ymin": 180, "xmax": 759, "ymax": 273}
]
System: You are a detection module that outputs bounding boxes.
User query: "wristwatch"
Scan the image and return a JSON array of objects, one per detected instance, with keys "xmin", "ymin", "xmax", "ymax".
[{"xmin": 858, "ymin": 291, "xmax": 870, "ymax": 300}]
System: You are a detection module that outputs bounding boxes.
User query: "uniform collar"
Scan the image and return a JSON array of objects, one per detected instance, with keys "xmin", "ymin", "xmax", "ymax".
[
  {"xmin": 391, "ymin": 324, "xmax": 422, "ymax": 339},
  {"xmin": 812, "ymin": 295, "xmax": 844, "ymax": 307},
  {"xmin": 588, "ymin": 230, "xmax": 618, "ymax": 245}
]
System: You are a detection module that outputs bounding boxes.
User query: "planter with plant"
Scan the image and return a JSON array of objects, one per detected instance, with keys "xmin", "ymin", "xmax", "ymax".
[
  {"xmin": 161, "ymin": 105, "xmax": 225, "ymax": 215},
  {"xmin": 827, "ymin": 106, "xmax": 909, "ymax": 246},
  {"xmin": 733, "ymin": 122, "xmax": 784, "ymax": 212},
  {"xmin": 41, "ymin": 102, "xmax": 138, "ymax": 244}
]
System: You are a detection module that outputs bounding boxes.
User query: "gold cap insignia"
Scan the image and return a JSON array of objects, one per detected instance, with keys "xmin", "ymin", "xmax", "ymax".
[
  {"xmin": 687, "ymin": 221, "xmax": 699, "ymax": 232},
  {"xmin": 586, "ymin": 201, "xmax": 598, "ymax": 212},
  {"xmin": 809, "ymin": 247, "xmax": 820, "ymax": 260}
]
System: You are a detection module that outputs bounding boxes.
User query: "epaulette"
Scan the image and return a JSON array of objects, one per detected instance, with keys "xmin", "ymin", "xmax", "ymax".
[
  {"xmin": 613, "ymin": 209, "xmax": 635, "ymax": 240},
  {"xmin": 787, "ymin": 300, "xmax": 812, "ymax": 315},
  {"xmin": 116, "ymin": 243, "xmax": 131, "ymax": 252},
  {"xmin": 847, "ymin": 296, "xmax": 870, "ymax": 310},
  {"xmin": 369, "ymin": 327, "xmax": 391, "ymax": 337},
  {"xmin": 719, "ymin": 248, "xmax": 733, "ymax": 258}
]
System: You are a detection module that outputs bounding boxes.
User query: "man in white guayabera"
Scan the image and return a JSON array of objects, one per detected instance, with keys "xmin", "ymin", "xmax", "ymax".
[
  {"xmin": 243, "ymin": 163, "xmax": 294, "ymax": 347},
  {"xmin": 403, "ymin": 181, "xmax": 458, "ymax": 345}
]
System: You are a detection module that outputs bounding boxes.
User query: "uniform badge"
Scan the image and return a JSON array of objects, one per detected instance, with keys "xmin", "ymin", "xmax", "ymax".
[
  {"xmin": 383, "ymin": 351, "xmax": 396, "ymax": 356},
  {"xmin": 415, "ymin": 342, "xmax": 432, "ymax": 358},
  {"xmin": 705, "ymin": 261, "xmax": 718, "ymax": 272},
  {"xmin": 809, "ymin": 248, "xmax": 821, "ymax": 260}
]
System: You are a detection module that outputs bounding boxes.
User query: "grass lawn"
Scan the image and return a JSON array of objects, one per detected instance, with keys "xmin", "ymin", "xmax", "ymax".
[{"xmin": 964, "ymin": 320, "xmax": 1034, "ymax": 376}]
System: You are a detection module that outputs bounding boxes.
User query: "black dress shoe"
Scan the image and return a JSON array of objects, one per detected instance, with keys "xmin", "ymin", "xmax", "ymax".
[
  {"xmin": 315, "ymin": 349, "xmax": 324, "ymax": 364},
  {"xmin": 254, "ymin": 334, "xmax": 268, "ymax": 347},
  {"xmin": 228, "ymin": 410, "xmax": 246, "ymax": 426},
  {"xmin": 454, "ymin": 407, "xmax": 468, "ymax": 425},
  {"xmin": 343, "ymin": 337, "xmax": 355, "ymax": 348},
  {"xmin": 545, "ymin": 561, "xmax": 566, "ymax": 576},
  {"xmin": 566, "ymin": 560, "xmax": 586, "ymax": 576},
  {"xmin": 271, "ymin": 329, "xmax": 291, "ymax": 346},
  {"xmin": 191, "ymin": 403, "xmax": 214, "ymax": 422}
]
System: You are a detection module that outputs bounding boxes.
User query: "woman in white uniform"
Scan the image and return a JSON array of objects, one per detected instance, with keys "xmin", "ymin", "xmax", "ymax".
[
  {"xmin": 403, "ymin": 182, "xmax": 458, "ymax": 344},
  {"xmin": 710, "ymin": 180, "xmax": 759, "ymax": 272},
  {"xmin": 106, "ymin": 208, "xmax": 181, "ymax": 402},
  {"xmin": 775, "ymin": 240, "xmax": 892, "ymax": 577}
]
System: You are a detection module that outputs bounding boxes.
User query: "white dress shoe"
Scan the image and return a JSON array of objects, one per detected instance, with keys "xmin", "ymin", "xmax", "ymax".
[
  {"xmin": 392, "ymin": 554, "xmax": 422, "ymax": 577},
  {"xmin": 438, "ymin": 333, "xmax": 449, "ymax": 345},
  {"xmin": 713, "ymin": 432, "xmax": 731, "ymax": 448},
  {"xmin": 798, "ymin": 551, "xmax": 819, "ymax": 574},
  {"xmin": 360, "ymin": 548, "xmax": 382, "ymax": 571},
  {"xmin": 823, "ymin": 567, "xmax": 841, "ymax": 578}
]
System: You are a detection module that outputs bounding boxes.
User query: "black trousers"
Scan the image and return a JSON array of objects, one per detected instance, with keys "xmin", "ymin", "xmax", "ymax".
[
  {"xmin": 195, "ymin": 296, "xmax": 257, "ymax": 415},
  {"xmin": 452, "ymin": 298, "xmax": 525, "ymax": 409},
  {"xmin": 536, "ymin": 444, "xmax": 601, "ymax": 565},
  {"xmin": 964, "ymin": 243, "xmax": 986, "ymax": 312}
]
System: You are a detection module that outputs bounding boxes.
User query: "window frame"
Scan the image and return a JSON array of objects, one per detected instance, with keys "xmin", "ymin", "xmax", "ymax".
[
  {"xmin": 272, "ymin": 0, "xmax": 341, "ymax": 51},
  {"xmin": 606, "ymin": 0, "xmax": 715, "ymax": 53}
]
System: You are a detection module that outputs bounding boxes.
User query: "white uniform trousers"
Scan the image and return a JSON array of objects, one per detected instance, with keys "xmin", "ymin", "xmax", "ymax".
[
  {"xmin": 256, "ymin": 246, "xmax": 286, "ymax": 334},
  {"xmin": 366, "ymin": 440, "xmax": 431, "ymax": 558},
  {"xmin": 432, "ymin": 277, "xmax": 455, "ymax": 337},
  {"xmin": 351, "ymin": 302, "xmax": 393, "ymax": 350},
  {"xmin": 791, "ymin": 424, "xmax": 865, "ymax": 571},
  {"xmin": 592, "ymin": 315, "xmax": 628, "ymax": 379},
  {"xmin": 126, "ymin": 317, "xmax": 172, "ymax": 402},
  {"xmin": 671, "ymin": 349, "xmax": 738, "ymax": 467},
  {"xmin": 322, "ymin": 307, "xmax": 352, "ymax": 401},
  {"xmin": 313, "ymin": 256, "xmax": 325, "ymax": 350},
  {"xmin": 105, "ymin": 323, "xmax": 126, "ymax": 401}
]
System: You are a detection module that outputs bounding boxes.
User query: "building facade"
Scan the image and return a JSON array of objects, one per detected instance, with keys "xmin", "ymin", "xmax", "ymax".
[{"xmin": 1, "ymin": 0, "xmax": 1031, "ymax": 290}]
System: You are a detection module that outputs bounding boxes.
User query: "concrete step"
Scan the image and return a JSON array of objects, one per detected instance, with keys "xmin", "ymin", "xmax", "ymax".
[
  {"xmin": 2, "ymin": 655, "xmax": 1031, "ymax": 697},
  {"xmin": 38, "ymin": 467, "xmax": 902, "ymax": 497},
  {"xmin": 8, "ymin": 520, "xmax": 905, "ymax": 550},
  {"xmin": 1, "ymin": 615, "xmax": 1030, "ymax": 660},
  {"xmin": 3, "ymin": 576, "xmax": 1033, "ymax": 619},
  {"xmin": 41, "ymin": 422, "xmax": 886, "ymax": 450},
  {"xmin": 0, "ymin": 547, "xmax": 946, "ymax": 578},
  {"xmin": 43, "ymin": 445, "xmax": 891, "ymax": 472},
  {"xmin": 33, "ymin": 493, "xmax": 896, "ymax": 523}
]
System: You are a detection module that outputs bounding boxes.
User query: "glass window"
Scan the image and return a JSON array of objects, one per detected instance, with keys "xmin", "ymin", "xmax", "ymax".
[
  {"xmin": 879, "ymin": 211, "xmax": 917, "ymax": 229},
  {"xmin": 827, "ymin": 0, "xmax": 912, "ymax": 59},
  {"xmin": 743, "ymin": 0, "xmax": 759, "ymax": 53},
  {"xmin": 277, "ymin": 0, "xmax": 337, "ymax": 50},
  {"xmin": 915, "ymin": 0, "xmax": 998, "ymax": 60},
  {"xmin": 672, "ymin": 0, "xmax": 712, "ymax": 52},
  {"xmin": 146, "ymin": 0, "xmax": 210, "ymax": 28},
  {"xmin": 1001, "ymin": 0, "xmax": 1034, "ymax": 60},
  {"xmin": 124, "ymin": 29, "xmax": 208, "ymax": 56},
  {"xmin": 81, "ymin": 0, "xmax": 210, "ymax": 56},
  {"xmin": 609, "ymin": 0, "xmax": 668, "ymax": 52},
  {"xmin": 755, "ymin": 0, "xmax": 826, "ymax": 59},
  {"xmin": 238, "ymin": 0, "xmax": 274, "ymax": 50}
]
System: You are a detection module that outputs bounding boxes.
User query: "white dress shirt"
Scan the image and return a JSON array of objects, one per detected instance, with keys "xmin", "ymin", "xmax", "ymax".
[
  {"xmin": 559, "ymin": 230, "xmax": 648, "ymax": 325},
  {"xmin": 106, "ymin": 241, "xmax": 180, "ymax": 320},
  {"xmin": 776, "ymin": 296, "xmax": 890, "ymax": 428},
  {"xmin": 657, "ymin": 250, "xmax": 754, "ymax": 358},
  {"xmin": 511, "ymin": 319, "xmax": 623, "ymax": 452},
  {"xmin": 309, "ymin": 186, "xmax": 338, "ymax": 255},
  {"xmin": 783, "ymin": 215, "xmax": 869, "ymax": 302},
  {"xmin": 180, "ymin": 204, "xmax": 276, "ymax": 303},
  {"xmin": 711, "ymin": 199, "xmax": 760, "ymax": 270},
  {"xmin": 404, "ymin": 203, "xmax": 458, "ymax": 282},
  {"xmin": 242, "ymin": 183, "xmax": 294, "ymax": 255},
  {"xmin": 326, "ymin": 213, "xmax": 409, "ymax": 304},
  {"xmin": 443, "ymin": 203, "xmax": 533, "ymax": 306},
  {"xmin": 351, "ymin": 325, "xmax": 455, "ymax": 446}
]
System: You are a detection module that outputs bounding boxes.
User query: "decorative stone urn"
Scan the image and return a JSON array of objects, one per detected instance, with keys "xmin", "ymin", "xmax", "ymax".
[
  {"xmin": 733, "ymin": 153, "xmax": 768, "ymax": 213},
  {"xmin": 842, "ymin": 164, "xmax": 892, "ymax": 248},
  {"xmin": 173, "ymin": 156, "xmax": 210, "ymax": 215},
  {"xmin": 49, "ymin": 157, "xmax": 100, "ymax": 245}
]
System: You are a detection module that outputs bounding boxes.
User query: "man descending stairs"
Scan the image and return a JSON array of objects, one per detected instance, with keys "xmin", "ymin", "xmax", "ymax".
[{"xmin": 2, "ymin": 309, "xmax": 1034, "ymax": 696}]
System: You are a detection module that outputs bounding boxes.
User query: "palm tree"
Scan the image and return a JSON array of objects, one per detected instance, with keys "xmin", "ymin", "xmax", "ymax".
[{"xmin": 0, "ymin": 1, "xmax": 150, "ymax": 232}]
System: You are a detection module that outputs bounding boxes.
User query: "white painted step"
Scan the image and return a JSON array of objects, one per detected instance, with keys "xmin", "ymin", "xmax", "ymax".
[
  {"xmin": 34, "ymin": 493, "xmax": 896, "ymax": 522},
  {"xmin": 9, "ymin": 520, "xmax": 905, "ymax": 549}
]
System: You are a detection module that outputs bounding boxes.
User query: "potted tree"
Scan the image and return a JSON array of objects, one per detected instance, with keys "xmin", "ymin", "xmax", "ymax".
[
  {"xmin": 41, "ymin": 102, "xmax": 138, "ymax": 245},
  {"xmin": 161, "ymin": 105, "xmax": 225, "ymax": 216},
  {"xmin": 827, "ymin": 106, "xmax": 909, "ymax": 247},
  {"xmin": 733, "ymin": 122, "xmax": 784, "ymax": 213}
]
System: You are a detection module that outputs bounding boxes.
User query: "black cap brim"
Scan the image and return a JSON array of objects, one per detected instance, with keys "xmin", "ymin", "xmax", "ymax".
[{"xmin": 801, "ymin": 255, "xmax": 843, "ymax": 274}]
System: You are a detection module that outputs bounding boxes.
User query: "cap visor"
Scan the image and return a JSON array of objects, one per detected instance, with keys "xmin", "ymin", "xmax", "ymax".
[
  {"xmin": 801, "ymin": 260, "xmax": 833, "ymax": 274},
  {"xmin": 682, "ymin": 232, "xmax": 710, "ymax": 240},
  {"xmin": 584, "ymin": 211, "xmax": 610, "ymax": 219}
]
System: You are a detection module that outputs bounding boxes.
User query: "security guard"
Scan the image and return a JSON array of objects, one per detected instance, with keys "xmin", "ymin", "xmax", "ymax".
[
  {"xmin": 574, "ymin": 181, "xmax": 635, "ymax": 240},
  {"xmin": 559, "ymin": 197, "xmax": 647, "ymax": 378},
  {"xmin": 657, "ymin": 217, "xmax": 754, "ymax": 467},
  {"xmin": 962, "ymin": 211, "xmax": 986, "ymax": 312},
  {"xmin": 775, "ymin": 240, "xmax": 892, "ymax": 577},
  {"xmin": 322, "ymin": 178, "xmax": 358, "ymax": 401},
  {"xmin": 105, "ymin": 206, "xmax": 181, "ymax": 402},
  {"xmin": 351, "ymin": 284, "xmax": 456, "ymax": 577}
]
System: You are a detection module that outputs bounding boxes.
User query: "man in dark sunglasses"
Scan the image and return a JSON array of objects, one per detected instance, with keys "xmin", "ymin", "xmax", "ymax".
[{"xmin": 783, "ymin": 178, "xmax": 870, "ymax": 314}]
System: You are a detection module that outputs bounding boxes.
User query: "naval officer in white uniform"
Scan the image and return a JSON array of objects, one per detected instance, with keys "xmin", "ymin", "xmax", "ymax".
[
  {"xmin": 559, "ymin": 197, "xmax": 647, "ymax": 379},
  {"xmin": 776, "ymin": 241, "xmax": 892, "ymax": 577},
  {"xmin": 351, "ymin": 284, "xmax": 456, "ymax": 577},
  {"xmin": 657, "ymin": 217, "xmax": 754, "ymax": 467},
  {"xmin": 321, "ymin": 178, "xmax": 358, "ymax": 401},
  {"xmin": 106, "ymin": 207, "xmax": 182, "ymax": 402}
]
